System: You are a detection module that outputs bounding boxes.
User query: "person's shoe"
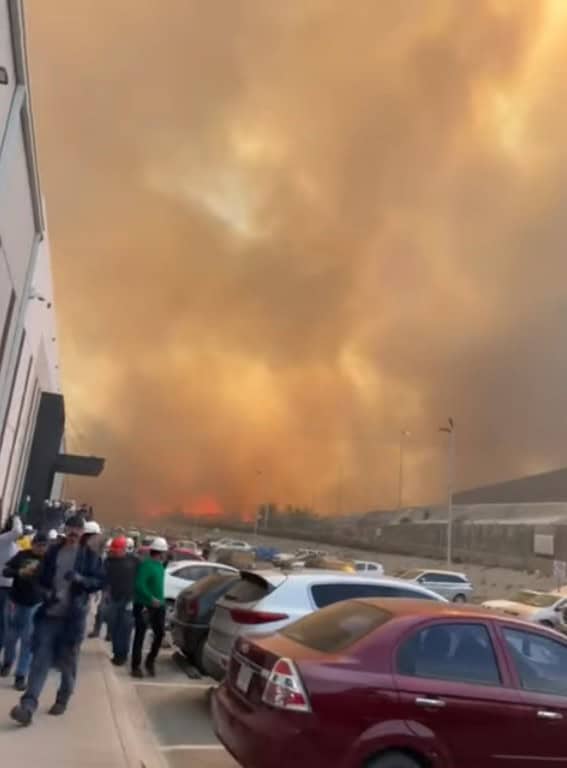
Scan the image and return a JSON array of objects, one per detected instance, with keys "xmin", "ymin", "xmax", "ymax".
[
  {"xmin": 144, "ymin": 661, "xmax": 156, "ymax": 678},
  {"xmin": 48, "ymin": 701, "xmax": 67, "ymax": 716},
  {"xmin": 0, "ymin": 663, "xmax": 11, "ymax": 677},
  {"xmin": 131, "ymin": 667, "xmax": 144, "ymax": 679},
  {"xmin": 10, "ymin": 704, "xmax": 32, "ymax": 726},
  {"xmin": 14, "ymin": 676, "xmax": 26, "ymax": 692},
  {"xmin": 111, "ymin": 656, "xmax": 126, "ymax": 666}
]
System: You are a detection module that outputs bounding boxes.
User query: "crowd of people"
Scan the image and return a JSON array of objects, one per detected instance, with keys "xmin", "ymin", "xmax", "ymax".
[{"xmin": 0, "ymin": 512, "xmax": 169, "ymax": 727}]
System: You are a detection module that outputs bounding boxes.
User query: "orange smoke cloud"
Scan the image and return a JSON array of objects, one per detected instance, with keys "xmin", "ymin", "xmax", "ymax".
[{"xmin": 24, "ymin": 0, "xmax": 567, "ymax": 522}]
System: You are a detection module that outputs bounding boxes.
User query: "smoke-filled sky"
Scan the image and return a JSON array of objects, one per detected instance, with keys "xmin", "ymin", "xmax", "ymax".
[{"xmin": 24, "ymin": 0, "xmax": 567, "ymax": 521}]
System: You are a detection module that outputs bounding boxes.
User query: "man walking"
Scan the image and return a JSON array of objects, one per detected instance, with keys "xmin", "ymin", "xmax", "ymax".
[
  {"xmin": 1, "ymin": 532, "xmax": 48, "ymax": 690},
  {"xmin": 105, "ymin": 536, "xmax": 138, "ymax": 666},
  {"xmin": 0, "ymin": 516, "xmax": 23, "ymax": 656},
  {"xmin": 10, "ymin": 515, "xmax": 103, "ymax": 726},
  {"xmin": 131, "ymin": 536, "xmax": 167, "ymax": 678}
]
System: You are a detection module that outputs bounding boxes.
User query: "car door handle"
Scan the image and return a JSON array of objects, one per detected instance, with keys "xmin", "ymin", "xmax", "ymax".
[
  {"xmin": 537, "ymin": 710, "xmax": 563, "ymax": 721},
  {"xmin": 415, "ymin": 696, "xmax": 446, "ymax": 709}
]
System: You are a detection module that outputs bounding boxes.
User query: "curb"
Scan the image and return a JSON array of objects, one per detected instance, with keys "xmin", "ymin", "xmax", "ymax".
[{"xmin": 98, "ymin": 642, "xmax": 168, "ymax": 768}]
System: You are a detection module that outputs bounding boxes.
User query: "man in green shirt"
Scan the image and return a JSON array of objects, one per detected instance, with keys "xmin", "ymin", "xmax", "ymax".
[{"xmin": 131, "ymin": 537, "xmax": 167, "ymax": 678}]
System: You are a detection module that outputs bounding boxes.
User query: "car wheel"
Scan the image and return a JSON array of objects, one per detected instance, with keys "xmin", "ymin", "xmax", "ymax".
[
  {"xmin": 368, "ymin": 751, "xmax": 421, "ymax": 768},
  {"xmin": 453, "ymin": 594, "xmax": 467, "ymax": 603}
]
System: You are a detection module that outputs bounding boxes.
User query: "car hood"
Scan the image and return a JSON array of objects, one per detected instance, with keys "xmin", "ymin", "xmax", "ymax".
[{"xmin": 482, "ymin": 599, "xmax": 541, "ymax": 618}]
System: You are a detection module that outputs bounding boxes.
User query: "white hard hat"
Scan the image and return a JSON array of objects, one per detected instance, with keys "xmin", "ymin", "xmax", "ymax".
[
  {"xmin": 150, "ymin": 536, "xmax": 168, "ymax": 553},
  {"xmin": 48, "ymin": 529, "xmax": 58, "ymax": 541},
  {"xmin": 83, "ymin": 521, "xmax": 101, "ymax": 535}
]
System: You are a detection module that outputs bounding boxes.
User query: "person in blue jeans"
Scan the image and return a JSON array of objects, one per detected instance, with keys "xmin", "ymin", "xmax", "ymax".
[
  {"xmin": 104, "ymin": 536, "xmax": 138, "ymax": 665},
  {"xmin": 0, "ymin": 516, "xmax": 23, "ymax": 655},
  {"xmin": 10, "ymin": 516, "xmax": 103, "ymax": 726},
  {"xmin": 1, "ymin": 532, "xmax": 48, "ymax": 690}
]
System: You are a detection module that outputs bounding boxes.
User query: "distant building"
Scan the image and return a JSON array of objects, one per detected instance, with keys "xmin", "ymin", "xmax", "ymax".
[{"xmin": 454, "ymin": 468, "xmax": 567, "ymax": 506}]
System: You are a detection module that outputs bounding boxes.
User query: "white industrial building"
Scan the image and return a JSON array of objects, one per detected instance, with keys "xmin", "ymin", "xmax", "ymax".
[{"xmin": 0, "ymin": 1, "xmax": 103, "ymax": 528}]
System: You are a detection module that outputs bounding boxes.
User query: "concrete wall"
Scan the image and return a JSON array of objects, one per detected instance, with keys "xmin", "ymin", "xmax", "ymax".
[
  {"xmin": 208, "ymin": 518, "xmax": 567, "ymax": 574},
  {"xmin": 0, "ymin": 1, "xmax": 61, "ymax": 524}
]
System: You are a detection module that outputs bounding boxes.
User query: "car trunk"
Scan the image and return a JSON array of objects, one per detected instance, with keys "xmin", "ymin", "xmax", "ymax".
[
  {"xmin": 207, "ymin": 571, "xmax": 287, "ymax": 656},
  {"xmin": 227, "ymin": 633, "xmax": 319, "ymax": 705}
]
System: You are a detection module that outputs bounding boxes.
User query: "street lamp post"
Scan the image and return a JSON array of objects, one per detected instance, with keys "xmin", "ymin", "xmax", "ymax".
[
  {"xmin": 439, "ymin": 418, "xmax": 455, "ymax": 567},
  {"xmin": 398, "ymin": 430, "xmax": 411, "ymax": 511}
]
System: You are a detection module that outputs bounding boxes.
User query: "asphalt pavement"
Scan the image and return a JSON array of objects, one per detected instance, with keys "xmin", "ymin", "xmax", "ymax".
[{"xmin": 114, "ymin": 648, "xmax": 238, "ymax": 768}]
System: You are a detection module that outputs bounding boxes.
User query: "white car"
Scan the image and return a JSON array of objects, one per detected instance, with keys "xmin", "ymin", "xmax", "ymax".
[
  {"xmin": 203, "ymin": 569, "xmax": 446, "ymax": 680},
  {"xmin": 165, "ymin": 561, "xmax": 238, "ymax": 621},
  {"xmin": 354, "ymin": 560, "xmax": 385, "ymax": 577},
  {"xmin": 399, "ymin": 568, "xmax": 473, "ymax": 602},
  {"xmin": 483, "ymin": 590, "xmax": 567, "ymax": 629},
  {"xmin": 210, "ymin": 538, "xmax": 252, "ymax": 552}
]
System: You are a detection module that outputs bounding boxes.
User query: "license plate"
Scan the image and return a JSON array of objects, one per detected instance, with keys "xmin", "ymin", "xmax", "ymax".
[{"xmin": 236, "ymin": 663, "xmax": 253, "ymax": 693}]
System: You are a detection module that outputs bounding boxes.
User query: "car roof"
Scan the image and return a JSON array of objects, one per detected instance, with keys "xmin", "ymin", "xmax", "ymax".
[
  {"xmin": 356, "ymin": 598, "xmax": 516, "ymax": 622},
  {"xmin": 250, "ymin": 569, "xmax": 433, "ymax": 588},
  {"xmin": 417, "ymin": 569, "xmax": 468, "ymax": 577},
  {"xmin": 169, "ymin": 560, "xmax": 232, "ymax": 570}
]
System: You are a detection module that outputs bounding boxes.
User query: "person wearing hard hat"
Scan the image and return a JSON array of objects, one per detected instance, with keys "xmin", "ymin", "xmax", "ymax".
[
  {"xmin": 10, "ymin": 515, "xmax": 104, "ymax": 726},
  {"xmin": 104, "ymin": 537, "xmax": 138, "ymax": 666},
  {"xmin": 1, "ymin": 532, "xmax": 49, "ymax": 690},
  {"xmin": 131, "ymin": 536, "xmax": 167, "ymax": 679},
  {"xmin": 18, "ymin": 526, "xmax": 34, "ymax": 552}
]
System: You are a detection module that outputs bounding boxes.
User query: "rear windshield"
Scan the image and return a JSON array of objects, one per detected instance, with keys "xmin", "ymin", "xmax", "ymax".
[
  {"xmin": 223, "ymin": 573, "xmax": 273, "ymax": 604},
  {"xmin": 283, "ymin": 601, "xmax": 392, "ymax": 652},
  {"xmin": 187, "ymin": 573, "xmax": 237, "ymax": 596}
]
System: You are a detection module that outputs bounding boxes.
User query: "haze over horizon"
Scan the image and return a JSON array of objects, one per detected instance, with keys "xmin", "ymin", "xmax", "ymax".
[{"xmin": 24, "ymin": 0, "xmax": 567, "ymax": 522}]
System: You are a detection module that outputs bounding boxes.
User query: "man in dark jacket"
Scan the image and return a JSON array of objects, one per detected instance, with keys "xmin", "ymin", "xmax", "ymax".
[
  {"xmin": 10, "ymin": 516, "xmax": 103, "ymax": 726},
  {"xmin": 1, "ymin": 532, "xmax": 48, "ymax": 690},
  {"xmin": 104, "ymin": 536, "xmax": 138, "ymax": 666}
]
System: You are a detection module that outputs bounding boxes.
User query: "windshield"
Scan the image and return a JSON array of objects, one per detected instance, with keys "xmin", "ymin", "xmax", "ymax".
[{"xmin": 512, "ymin": 591, "xmax": 559, "ymax": 608}]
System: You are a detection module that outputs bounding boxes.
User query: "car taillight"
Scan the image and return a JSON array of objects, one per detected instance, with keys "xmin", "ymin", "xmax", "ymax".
[
  {"xmin": 262, "ymin": 658, "xmax": 311, "ymax": 712},
  {"xmin": 229, "ymin": 609, "xmax": 289, "ymax": 625}
]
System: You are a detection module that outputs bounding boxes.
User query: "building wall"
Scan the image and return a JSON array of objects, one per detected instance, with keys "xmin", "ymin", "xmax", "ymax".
[{"xmin": 0, "ymin": 0, "xmax": 61, "ymax": 525}]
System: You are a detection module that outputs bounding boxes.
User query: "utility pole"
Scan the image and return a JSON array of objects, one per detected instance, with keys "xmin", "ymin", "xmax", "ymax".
[
  {"xmin": 254, "ymin": 469, "xmax": 263, "ymax": 540},
  {"xmin": 439, "ymin": 418, "xmax": 455, "ymax": 567},
  {"xmin": 398, "ymin": 430, "xmax": 411, "ymax": 511}
]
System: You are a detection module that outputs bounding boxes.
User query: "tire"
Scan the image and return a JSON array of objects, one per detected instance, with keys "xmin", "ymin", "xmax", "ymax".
[
  {"xmin": 452, "ymin": 594, "xmax": 467, "ymax": 603},
  {"xmin": 368, "ymin": 752, "xmax": 421, "ymax": 768}
]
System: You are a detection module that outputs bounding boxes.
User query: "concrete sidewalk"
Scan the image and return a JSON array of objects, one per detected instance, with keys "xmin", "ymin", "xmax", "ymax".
[{"xmin": 0, "ymin": 638, "xmax": 166, "ymax": 768}]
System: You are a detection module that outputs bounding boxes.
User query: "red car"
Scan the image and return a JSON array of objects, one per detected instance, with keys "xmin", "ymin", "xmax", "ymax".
[{"xmin": 213, "ymin": 599, "xmax": 567, "ymax": 768}]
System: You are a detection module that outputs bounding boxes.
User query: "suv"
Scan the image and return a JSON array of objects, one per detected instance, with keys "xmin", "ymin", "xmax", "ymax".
[
  {"xmin": 399, "ymin": 568, "xmax": 473, "ymax": 602},
  {"xmin": 202, "ymin": 569, "xmax": 446, "ymax": 679}
]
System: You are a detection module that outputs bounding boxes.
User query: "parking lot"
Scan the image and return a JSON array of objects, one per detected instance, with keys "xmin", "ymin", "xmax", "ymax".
[{"xmin": 117, "ymin": 649, "xmax": 238, "ymax": 768}]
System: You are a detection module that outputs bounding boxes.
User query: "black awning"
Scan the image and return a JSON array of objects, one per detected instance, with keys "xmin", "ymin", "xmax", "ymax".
[{"xmin": 54, "ymin": 453, "xmax": 105, "ymax": 477}]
